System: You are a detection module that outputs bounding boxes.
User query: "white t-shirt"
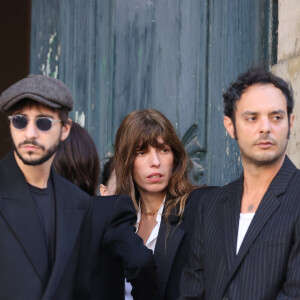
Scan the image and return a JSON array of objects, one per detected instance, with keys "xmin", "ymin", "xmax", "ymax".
[
  {"xmin": 236, "ymin": 212, "xmax": 255, "ymax": 254},
  {"xmin": 125, "ymin": 200, "xmax": 165, "ymax": 300}
]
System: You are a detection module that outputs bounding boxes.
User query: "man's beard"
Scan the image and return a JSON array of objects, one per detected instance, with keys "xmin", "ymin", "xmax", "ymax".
[
  {"xmin": 237, "ymin": 131, "xmax": 289, "ymax": 167},
  {"xmin": 239, "ymin": 139, "xmax": 288, "ymax": 167},
  {"xmin": 13, "ymin": 138, "xmax": 61, "ymax": 166}
]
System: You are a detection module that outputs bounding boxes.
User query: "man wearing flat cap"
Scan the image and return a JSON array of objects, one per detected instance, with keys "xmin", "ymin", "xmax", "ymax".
[{"xmin": 0, "ymin": 75, "xmax": 91, "ymax": 299}]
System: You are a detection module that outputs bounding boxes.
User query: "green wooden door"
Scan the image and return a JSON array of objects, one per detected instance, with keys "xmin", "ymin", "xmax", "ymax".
[{"xmin": 30, "ymin": 0, "xmax": 277, "ymax": 185}]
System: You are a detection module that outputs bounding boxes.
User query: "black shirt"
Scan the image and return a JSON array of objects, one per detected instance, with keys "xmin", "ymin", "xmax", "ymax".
[{"xmin": 28, "ymin": 177, "xmax": 56, "ymax": 269}]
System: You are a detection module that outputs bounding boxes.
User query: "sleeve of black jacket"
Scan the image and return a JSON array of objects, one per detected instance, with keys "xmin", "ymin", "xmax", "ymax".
[
  {"xmin": 276, "ymin": 214, "xmax": 300, "ymax": 299},
  {"xmin": 103, "ymin": 194, "xmax": 158, "ymax": 300},
  {"xmin": 73, "ymin": 194, "xmax": 93, "ymax": 300}
]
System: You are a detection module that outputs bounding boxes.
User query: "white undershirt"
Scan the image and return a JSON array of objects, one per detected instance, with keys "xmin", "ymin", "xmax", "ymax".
[
  {"xmin": 124, "ymin": 199, "xmax": 165, "ymax": 300},
  {"xmin": 236, "ymin": 212, "xmax": 255, "ymax": 254}
]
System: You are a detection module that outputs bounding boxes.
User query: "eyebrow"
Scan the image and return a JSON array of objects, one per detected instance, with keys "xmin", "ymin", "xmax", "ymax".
[
  {"xmin": 37, "ymin": 114, "xmax": 56, "ymax": 118},
  {"xmin": 241, "ymin": 109, "xmax": 286, "ymax": 117},
  {"xmin": 18, "ymin": 113, "xmax": 56, "ymax": 119},
  {"xmin": 269, "ymin": 109, "xmax": 286, "ymax": 115}
]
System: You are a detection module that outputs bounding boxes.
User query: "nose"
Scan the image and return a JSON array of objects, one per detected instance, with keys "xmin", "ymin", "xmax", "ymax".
[
  {"xmin": 24, "ymin": 119, "xmax": 39, "ymax": 139},
  {"xmin": 259, "ymin": 117, "xmax": 271, "ymax": 134},
  {"xmin": 149, "ymin": 149, "xmax": 160, "ymax": 167}
]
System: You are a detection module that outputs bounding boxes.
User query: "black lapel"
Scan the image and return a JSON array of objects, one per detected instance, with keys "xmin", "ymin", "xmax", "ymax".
[
  {"xmin": 42, "ymin": 170, "xmax": 85, "ymax": 299},
  {"xmin": 0, "ymin": 151, "xmax": 49, "ymax": 287},
  {"xmin": 222, "ymin": 156, "xmax": 297, "ymax": 292},
  {"xmin": 222, "ymin": 176, "xmax": 243, "ymax": 270},
  {"xmin": 154, "ymin": 213, "xmax": 185, "ymax": 299}
]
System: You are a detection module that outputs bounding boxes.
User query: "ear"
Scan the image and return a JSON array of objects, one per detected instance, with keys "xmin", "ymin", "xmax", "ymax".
[
  {"xmin": 289, "ymin": 113, "xmax": 295, "ymax": 130},
  {"xmin": 60, "ymin": 118, "xmax": 72, "ymax": 141},
  {"xmin": 223, "ymin": 116, "xmax": 236, "ymax": 139},
  {"xmin": 99, "ymin": 184, "xmax": 107, "ymax": 196}
]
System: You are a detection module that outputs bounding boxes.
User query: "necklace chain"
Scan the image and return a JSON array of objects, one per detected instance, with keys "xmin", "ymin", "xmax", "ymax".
[{"xmin": 141, "ymin": 207, "xmax": 160, "ymax": 216}]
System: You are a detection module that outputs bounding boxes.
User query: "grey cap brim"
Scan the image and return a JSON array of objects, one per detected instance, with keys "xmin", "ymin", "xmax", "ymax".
[
  {"xmin": 3, "ymin": 92, "xmax": 62, "ymax": 112},
  {"xmin": 0, "ymin": 74, "xmax": 74, "ymax": 113}
]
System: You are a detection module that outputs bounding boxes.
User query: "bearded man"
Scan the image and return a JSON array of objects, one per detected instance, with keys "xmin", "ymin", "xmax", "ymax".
[{"xmin": 0, "ymin": 75, "xmax": 91, "ymax": 300}]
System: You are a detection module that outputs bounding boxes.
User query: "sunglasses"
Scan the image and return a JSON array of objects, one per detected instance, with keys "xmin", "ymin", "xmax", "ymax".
[{"xmin": 8, "ymin": 115, "xmax": 61, "ymax": 131}]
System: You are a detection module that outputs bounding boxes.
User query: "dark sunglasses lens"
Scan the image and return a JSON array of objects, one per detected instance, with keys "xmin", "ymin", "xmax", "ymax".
[
  {"xmin": 36, "ymin": 118, "xmax": 52, "ymax": 131},
  {"xmin": 12, "ymin": 116, "xmax": 27, "ymax": 129}
]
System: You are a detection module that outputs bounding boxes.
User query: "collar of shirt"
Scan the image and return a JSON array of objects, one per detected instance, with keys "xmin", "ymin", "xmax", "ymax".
[
  {"xmin": 125, "ymin": 197, "xmax": 166, "ymax": 300},
  {"xmin": 135, "ymin": 197, "xmax": 165, "ymax": 249}
]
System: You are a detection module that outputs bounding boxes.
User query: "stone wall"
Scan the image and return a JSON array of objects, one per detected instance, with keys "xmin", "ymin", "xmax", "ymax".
[{"xmin": 272, "ymin": 0, "xmax": 300, "ymax": 167}]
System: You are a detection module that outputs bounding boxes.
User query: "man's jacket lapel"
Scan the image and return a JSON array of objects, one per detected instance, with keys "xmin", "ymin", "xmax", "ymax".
[
  {"xmin": 154, "ymin": 212, "xmax": 185, "ymax": 299},
  {"xmin": 0, "ymin": 151, "xmax": 49, "ymax": 288},
  {"xmin": 42, "ymin": 169, "xmax": 86, "ymax": 299},
  {"xmin": 222, "ymin": 156, "xmax": 297, "ymax": 293},
  {"xmin": 222, "ymin": 177, "xmax": 242, "ymax": 270}
]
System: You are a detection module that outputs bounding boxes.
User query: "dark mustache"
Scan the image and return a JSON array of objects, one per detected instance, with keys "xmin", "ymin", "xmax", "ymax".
[
  {"xmin": 255, "ymin": 134, "xmax": 276, "ymax": 144},
  {"xmin": 19, "ymin": 140, "xmax": 45, "ymax": 151}
]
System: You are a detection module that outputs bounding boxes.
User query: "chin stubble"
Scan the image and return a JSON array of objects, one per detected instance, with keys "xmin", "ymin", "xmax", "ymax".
[{"xmin": 11, "ymin": 130, "xmax": 62, "ymax": 166}]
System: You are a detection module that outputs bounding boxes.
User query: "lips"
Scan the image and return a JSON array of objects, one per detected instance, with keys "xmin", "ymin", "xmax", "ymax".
[
  {"xmin": 256, "ymin": 140, "xmax": 274, "ymax": 149},
  {"xmin": 148, "ymin": 174, "xmax": 161, "ymax": 178},
  {"xmin": 23, "ymin": 144, "xmax": 39, "ymax": 149},
  {"xmin": 21, "ymin": 145, "xmax": 41, "ymax": 153},
  {"xmin": 19, "ymin": 140, "xmax": 45, "ymax": 151},
  {"xmin": 147, "ymin": 173, "xmax": 163, "ymax": 182},
  {"xmin": 20, "ymin": 143, "xmax": 44, "ymax": 152}
]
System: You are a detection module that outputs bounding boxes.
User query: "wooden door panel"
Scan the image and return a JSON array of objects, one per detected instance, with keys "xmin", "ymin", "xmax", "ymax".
[{"xmin": 30, "ymin": 0, "xmax": 275, "ymax": 185}]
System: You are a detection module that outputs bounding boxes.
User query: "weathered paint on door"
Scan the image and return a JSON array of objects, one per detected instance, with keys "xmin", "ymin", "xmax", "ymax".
[{"xmin": 30, "ymin": 0, "xmax": 277, "ymax": 186}]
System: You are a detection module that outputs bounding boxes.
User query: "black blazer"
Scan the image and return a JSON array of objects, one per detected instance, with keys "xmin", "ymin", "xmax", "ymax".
[
  {"xmin": 0, "ymin": 151, "xmax": 92, "ymax": 300},
  {"xmin": 180, "ymin": 156, "xmax": 300, "ymax": 299},
  {"xmin": 154, "ymin": 187, "xmax": 214, "ymax": 300},
  {"xmin": 91, "ymin": 195, "xmax": 157, "ymax": 300}
]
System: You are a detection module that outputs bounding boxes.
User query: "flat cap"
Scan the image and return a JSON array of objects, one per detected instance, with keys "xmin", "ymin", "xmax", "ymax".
[{"xmin": 0, "ymin": 74, "xmax": 74, "ymax": 112}]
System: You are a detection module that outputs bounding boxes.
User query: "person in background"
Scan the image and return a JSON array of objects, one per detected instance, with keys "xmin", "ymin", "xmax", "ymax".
[
  {"xmin": 53, "ymin": 122, "xmax": 100, "ymax": 196},
  {"xmin": 99, "ymin": 156, "xmax": 116, "ymax": 196},
  {"xmin": 0, "ymin": 74, "xmax": 91, "ymax": 300},
  {"xmin": 114, "ymin": 108, "xmax": 214, "ymax": 300},
  {"xmin": 180, "ymin": 67, "xmax": 300, "ymax": 299},
  {"xmin": 54, "ymin": 121, "xmax": 157, "ymax": 299}
]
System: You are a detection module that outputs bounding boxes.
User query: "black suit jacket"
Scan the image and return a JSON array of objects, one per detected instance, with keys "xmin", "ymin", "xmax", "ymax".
[
  {"xmin": 180, "ymin": 156, "xmax": 300, "ymax": 299},
  {"xmin": 0, "ymin": 151, "xmax": 92, "ymax": 300},
  {"xmin": 154, "ymin": 187, "xmax": 214, "ymax": 300},
  {"xmin": 91, "ymin": 195, "xmax": 157, "ymax": 300}
]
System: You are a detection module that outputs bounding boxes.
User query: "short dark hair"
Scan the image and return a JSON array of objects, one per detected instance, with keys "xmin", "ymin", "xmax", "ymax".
[
  {"xmin": 53, "ymin": 122, "xmax": 100, "ymax": 196},
  {"xmin": 6, "ymin": 98, "xmax": 69, "ymax": 126},
  {"xmin": 101, "ymin": 156, "xmax": 114, "ymax": 186},
  {"xmin": 223, "ymin": 67, "xmax": 294, "ymax": 121}
]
